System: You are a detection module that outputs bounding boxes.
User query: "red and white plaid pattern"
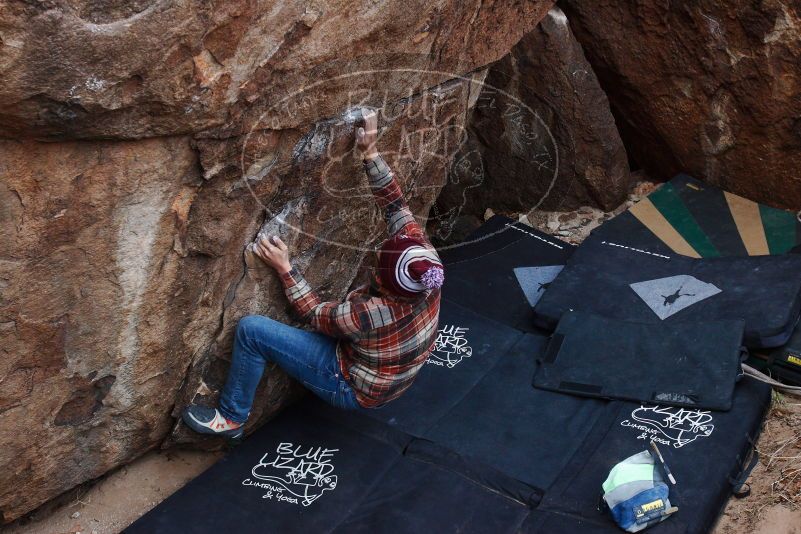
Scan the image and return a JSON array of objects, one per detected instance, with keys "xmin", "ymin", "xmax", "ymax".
[{"xmin": 279, "ymin": 155, "xmax": 441, "ymax": 407}]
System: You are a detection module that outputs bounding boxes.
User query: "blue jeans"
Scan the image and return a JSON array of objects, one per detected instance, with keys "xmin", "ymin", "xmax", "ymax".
[{"xmin": 218, "ymin": 315, "xmax": 360, "ymax": 423}]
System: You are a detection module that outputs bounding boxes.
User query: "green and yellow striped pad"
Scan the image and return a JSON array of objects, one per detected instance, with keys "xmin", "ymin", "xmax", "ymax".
[{"xmin": 594, "ymin": 174, "xmax": 800, "ymax": 258}]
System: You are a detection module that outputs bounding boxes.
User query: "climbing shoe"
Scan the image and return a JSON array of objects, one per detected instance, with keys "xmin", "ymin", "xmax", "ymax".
[{"xmin": 182, "ymin": 405, "xmax": 244, "ymax": 440}]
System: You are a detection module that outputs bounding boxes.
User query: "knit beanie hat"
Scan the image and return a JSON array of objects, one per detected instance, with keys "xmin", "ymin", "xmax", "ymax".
[{"xmin": 378, "ymin": 234, "xmax": 445, "ymax": 297}]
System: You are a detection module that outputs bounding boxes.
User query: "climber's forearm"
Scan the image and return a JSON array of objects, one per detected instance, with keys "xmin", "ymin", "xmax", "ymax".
[
  {"xmin": 279, "ymin": 268, "xmax": 364, "ymax": 338},
  {"xmin": 279, "ymin": 267, "xmax": 321, "ymax": 320},
  {"xmin": 363, "ymin": 153, "xmax": 418, "ymax": 237},
  {"xmin": 356, "ymin": 109, "xmax": 419, "ymax": 237}
]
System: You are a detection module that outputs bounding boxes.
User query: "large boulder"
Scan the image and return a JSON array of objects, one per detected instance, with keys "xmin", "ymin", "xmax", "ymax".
[
  {"xmin": 562, "ymin": 0, "xmax": 801, "ymax": 209},
  {"xmin": 0, "ymin": 0, "xmax": 554, "ymax": 522},
  {"xmin": 430, "ymin": 7, "xmax": 630, "ymax": 243}
]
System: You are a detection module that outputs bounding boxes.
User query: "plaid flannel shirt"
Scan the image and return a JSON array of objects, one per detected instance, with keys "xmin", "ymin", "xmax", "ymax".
[{"xmin": 279, "ymin": 155, "xmax": 441, "ymax": 408}]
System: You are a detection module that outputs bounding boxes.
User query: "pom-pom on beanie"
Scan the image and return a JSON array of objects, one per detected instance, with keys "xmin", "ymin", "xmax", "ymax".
[{"xmin": 378, "ymin": 234, "xmax": 444, "ymax": 297}]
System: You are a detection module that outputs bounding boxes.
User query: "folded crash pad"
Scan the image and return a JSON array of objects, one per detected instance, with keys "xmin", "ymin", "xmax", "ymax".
[
  {"xmin": 590, "ymin": 174, "xmax": 801, "ymax": 258},
  {"xmin": 587, "ymin": 174, "xmax": 801, "ymax": 383},
  {"xmin": 533, "ymin": 311, "xmax": 747, "ymax": 410},
  {"xmin": 532, "ymin": 238, "xmax": 801, "ymax": 348},
  {"xmin": 439, "ymin": 215, "xmax": 574, "ymax": 332}
]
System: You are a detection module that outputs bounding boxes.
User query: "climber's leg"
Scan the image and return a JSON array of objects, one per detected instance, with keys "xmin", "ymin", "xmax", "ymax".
[{"xmin": 183, "ymin": 315, "xmax": 358, "ymax": 438}]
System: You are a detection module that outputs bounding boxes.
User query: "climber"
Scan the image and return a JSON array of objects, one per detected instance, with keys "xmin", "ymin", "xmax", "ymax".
[{"xmin": 182, "ymin": 109, "xmax": 445, "ymax": 439}]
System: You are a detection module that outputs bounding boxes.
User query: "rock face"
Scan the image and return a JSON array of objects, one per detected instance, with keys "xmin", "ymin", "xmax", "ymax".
[
  {"xmin": 0, "ymin": 0, "xmax": 554, "ymax": 522},
  {"xmin": 562, "ymin": 0, "xmax": 801, "ymax": 209},
  {"xmin": 165, "ymin": 75, "xmax": 489, "ymax": 448},
  {"xmin": 0, "ymin": 0, "xmax": 551, "ymax": 140},
  {"xmin": 430, "ymin": 7, "xmax": 630, "ymax": 243}
]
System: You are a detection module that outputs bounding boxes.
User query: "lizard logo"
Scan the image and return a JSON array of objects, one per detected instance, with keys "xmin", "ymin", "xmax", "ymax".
[
  {"xmin": 621, "ymin": 406, "xmax": 715, "ymax": 449},
  {"xmin": 428, "ymin": 324, "xmax": 472, "ymax": 368},
  {"xmin": 243, "ymin": 442, "xmax": 339, "ymax": 506},
  {"xmin": 661, "ymin": 288, "xmax": 696, "ymax": 307}
]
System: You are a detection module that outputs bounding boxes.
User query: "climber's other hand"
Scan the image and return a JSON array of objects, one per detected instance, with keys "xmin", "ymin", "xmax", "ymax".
[
  {"xmin": 356, "ymin": 108, "xmax": 379, "ymax": 160},
  {"xmin": 253, "ymin": 235, "xmax": 291, "ymax": 274}
]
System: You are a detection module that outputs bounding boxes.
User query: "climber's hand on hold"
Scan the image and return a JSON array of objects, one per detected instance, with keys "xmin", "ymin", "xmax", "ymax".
[
  {"xmin": 253, "ymin": 235, "xmax": 292, "ymax": 274},
  {"xmin": 356, "ymin": 108, "xmax": 379, "ymax": 161}
]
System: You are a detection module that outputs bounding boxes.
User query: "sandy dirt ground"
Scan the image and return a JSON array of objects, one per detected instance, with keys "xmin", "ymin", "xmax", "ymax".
[
  {"xmin": 714, "ymin": 392, "xmax": 801, "ymax": 534},
  {"xmin": 3, "ymin": 450, "xmax": 222, "ymax": 534}
]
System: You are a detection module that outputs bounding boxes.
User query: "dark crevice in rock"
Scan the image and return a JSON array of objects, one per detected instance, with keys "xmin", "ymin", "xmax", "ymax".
[
  {"xmin": 429, "ymin": 8, "xmax": 631, "ymax": 244},
  {"xmin": 53, "ymin": 375, "xmax": 116, "ymax": 426}
]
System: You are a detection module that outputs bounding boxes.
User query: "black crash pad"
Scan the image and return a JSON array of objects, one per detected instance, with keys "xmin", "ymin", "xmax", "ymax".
[
  {"xmin": 330, "ymin": 453, "xmax": 531, "ymax": 534},
  {"xmin": 352, "ymin": 298, "xmax": 525, "ymax": 436},
  {"xmin": 127, "ymin": 400, "xmax": 533, "ymax": 534},
  {"xmin": 752, "ymin": 325, "xmax": 801, "ymax": 386},
  {"xmin": 129, "ymin": 217, "xmax": 771, "ymax": 534},
  {"xmin": 129, "ymin": 356, "xmax": 770, "ymax": 534},
  {"xmin": 533, "ymin": 238, "xmax": 801, "ymax": 348},
  {"xmin": 126, "ymin": 402, "xmax": 403, "ymax": 533},
  {"xmin": 439, "ymin": 215, "xmax": 574, "ymax": 332},
  {"xmin": 418, "ymin": 330, "xmax": 609, "ymax": 492},
  {"xmin": 331, "ymin": 317, "xmax": 611, "ymax": 493},
  {"xmin": 533, "ymin": 312, "xmax": 747, "ymax": 411},
  {"xmin": 586, "ymin": 174, "xmax": 801, "ymax": 383},
  {"xmin": 521, "ymin": 377, "xmax": 770, "ymax": 534}
]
